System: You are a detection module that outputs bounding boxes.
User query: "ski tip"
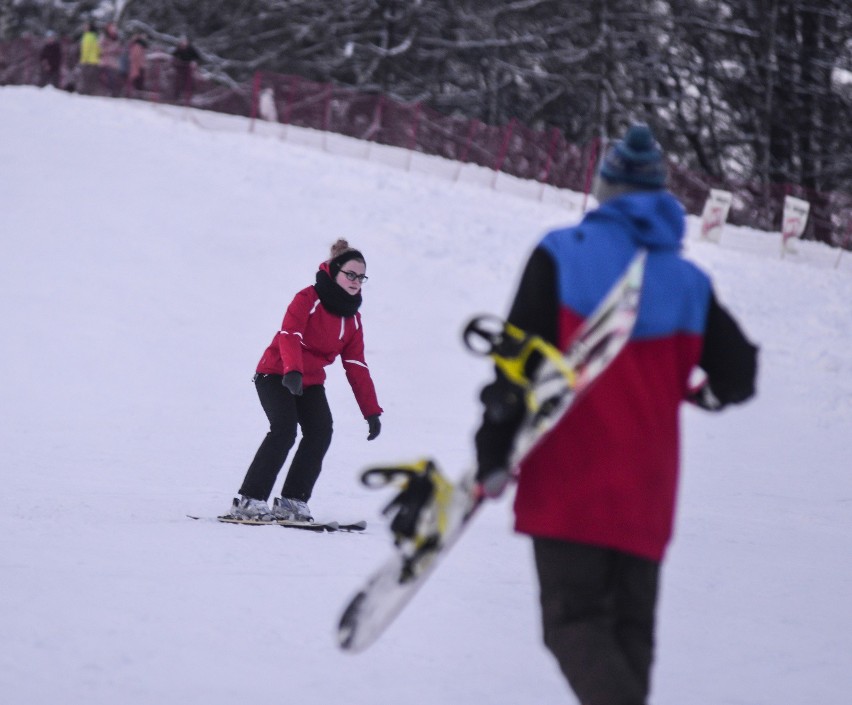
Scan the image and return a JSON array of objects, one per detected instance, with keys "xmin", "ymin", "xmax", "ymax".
[
  {"xmin": 316, "ymin": 520, "xmax": 367, "ymax": 532},
  {"xmin": 341, "ymin": 520, "xmax": 367, "ymax": 531}
]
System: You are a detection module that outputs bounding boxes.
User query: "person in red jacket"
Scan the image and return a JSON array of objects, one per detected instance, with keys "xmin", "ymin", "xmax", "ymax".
[
  {"xmin": 475, "ymin": 125, "xmax": 757, "ymax": 705},
  {"xmin": 230, "ymin": 239, "xmax": 382, "ymax": 522}
]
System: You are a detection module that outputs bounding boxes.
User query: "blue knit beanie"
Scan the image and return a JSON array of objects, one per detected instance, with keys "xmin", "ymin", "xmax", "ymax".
[{"xmin": 598, "ymin": 124, "xmax": 666, "ymax": 189}]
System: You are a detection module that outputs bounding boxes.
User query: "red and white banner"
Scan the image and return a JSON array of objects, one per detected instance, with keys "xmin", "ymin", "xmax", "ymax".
[
  {"xmin": 781, "ymin": 195, "xmax": 810, "ymax": 254},
  {"xmin": 700, "ymin": 189, "xmax": 733, "ymax": 243}
]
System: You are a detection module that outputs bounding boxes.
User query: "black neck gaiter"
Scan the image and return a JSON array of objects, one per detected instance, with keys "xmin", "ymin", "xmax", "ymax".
[{"xmin": 314, "ymin": 269, "xmax": 362, "ymax": 317}]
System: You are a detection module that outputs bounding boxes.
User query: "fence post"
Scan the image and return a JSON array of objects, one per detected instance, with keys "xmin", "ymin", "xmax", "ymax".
[
  {"xmin": 539, "ymin": 127, "xmax": 560, "ymax": 201},
  {"xmin": 322, "ymin": 84, "xmax": 333, "ymax": 151},
  {"xmin": 277, "ymin": 74, "xmax": 299, "ymax": 140},
  {"xmin": 455, "ymin": 120, "xmax": 479, "ymax": 182},
  {"xmin": 835, "ymin": 226, "xmax": 846, "ymax": 268},
  {"xmin": 405, "ymin": 102, "xmax": 422, "ymax": 171},
  {"xmin": 835, "ymin": 217, "xmax": 852, "ymax": 269},
  {"xmin": 375, "ymin": 93, "xmax": 385, "ymax": 142},
  {"xmin": 491, "ymin": 118, "xmax": 517, "ymax": 189},
  {"xmin": 151, "ymin": 58, "xmax": 161, "ymax": 103},
  {"xmin": 581, "ymin": 136, "xmax": 601, "ymax": 212},
  {"xmin": 284, "ymin": 75, "xmax": 299, "ymax": 125},
  {"xmin": 24, "ymin": 36, "xmax": 35, "ymax": 85},
  {"xmin": 366, "ymin": 94, "xmax": 384, "ymax": 160},
  {"xmin": 248, "ymin": 71, "xmax": 261, "ymax": 133}
]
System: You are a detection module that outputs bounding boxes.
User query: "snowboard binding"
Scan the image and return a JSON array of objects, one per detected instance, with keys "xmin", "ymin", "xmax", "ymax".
[
  {"xmin": 361, "ymin": 459, "xmax": 458, "ymax": 581},
  {"xmin": 463, "ymin": 315, "xmax": 578, "ymax": 426}
]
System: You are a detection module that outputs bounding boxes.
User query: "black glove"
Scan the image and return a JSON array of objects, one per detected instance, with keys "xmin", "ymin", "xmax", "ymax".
[
  {"xmin": 474, "ymin": 371, "xmax": 524, "ymax": 497},
  {"xmin": 480, "ymin": 371, "xmax": 525, "ymax": 424},
  {"xmin": 475, "ymin": 419, "xmax": 515, "ymax": 499},
  {"xmin": 687, "ymin": 381, "xmax": 725, "ymax": 411},
  {"xmin": 282, "ymin": 370, "xmax": 303, "ymax": 396},
  {"xmin": 478, "ymin": 467, "xmax": 512, "ymax": 498},
  {"xmin": 366, "ymin": 414, "xmax": 381, "ymax": 441}
]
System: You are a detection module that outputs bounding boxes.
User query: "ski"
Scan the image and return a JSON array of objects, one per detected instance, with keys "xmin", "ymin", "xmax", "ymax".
[
  {"xmin": 321, "ymin": 520, "xmax": 368, "ymax": 533},
  {"xmin": 337, "ymin": 250, "xmax": 646, "ymax": 653},
  {"xmin": 186, "ymin": 515, "xmax": 366, "ymax": 533}
]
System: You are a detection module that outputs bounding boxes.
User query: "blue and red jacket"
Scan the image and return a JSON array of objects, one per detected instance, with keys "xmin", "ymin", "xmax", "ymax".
[{"xmin": 477, "ymin": 191, "xmax": 757, "ymax": 561}]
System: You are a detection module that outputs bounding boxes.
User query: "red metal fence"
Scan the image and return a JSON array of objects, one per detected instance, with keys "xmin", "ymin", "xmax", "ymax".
[{"xmin": 3, "ymin": 37, "xmax": 850, "ymax": 248}]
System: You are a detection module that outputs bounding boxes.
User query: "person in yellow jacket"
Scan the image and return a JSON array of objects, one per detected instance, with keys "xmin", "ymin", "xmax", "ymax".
[{"xmin": 78, "ymin": 21, "xmax": 101, "ymax": 94}]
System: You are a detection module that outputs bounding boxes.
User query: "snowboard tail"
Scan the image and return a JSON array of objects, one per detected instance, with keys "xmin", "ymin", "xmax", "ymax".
[{"xmin": 338, "ymin": 467, "xmax": 479, "ymax": 652}]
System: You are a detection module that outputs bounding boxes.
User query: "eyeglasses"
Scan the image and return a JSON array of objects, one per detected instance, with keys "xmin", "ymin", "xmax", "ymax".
[{"xmin": 341, "ymin": 270, "xmax": 368, "ymax": 283}]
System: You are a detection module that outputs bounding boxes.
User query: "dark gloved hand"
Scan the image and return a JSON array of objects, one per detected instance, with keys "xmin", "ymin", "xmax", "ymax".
[
  {"xmin": 282, "ymin": 370, "xmax": 303, "ymax": 396},
  {"xmin": 474, "ymin": 421, "xmax": 515, "ymax": 499},
  {"xmin": 477, "ymin": 467, "xmax": 512, "ymax": 499},
  {"xmin": 687, "ymin": 381, "xmax": 725, "ymax": 411},
  {"xmin": 480, "ymin": 372, "xmax": 525, "ymax": 424},
  {"xmin": 473, "ymin": 371, "xmax": 524, "ymax": 499},
  {"xmin": 366, "ymin": 414, "xmax": 382, "ymax": 440}
]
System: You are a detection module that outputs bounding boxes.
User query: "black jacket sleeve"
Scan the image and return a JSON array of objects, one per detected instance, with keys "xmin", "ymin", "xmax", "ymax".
[
  {"xmin": 699, "ymin": 292, "xmax": 758, "ymax": 406},
  {"xmin": 506, "ymin": 246, "xmax": 559, "ymax": 346},
  {"xmin": 475, "ymin": 247, "xmax": 558, "ymax": 478}
]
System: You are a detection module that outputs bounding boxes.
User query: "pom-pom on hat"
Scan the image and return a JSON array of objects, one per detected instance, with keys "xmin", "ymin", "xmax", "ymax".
[
  {"xmin": 328, "ymin": 238, "xmax": 365, "ymax": 277},
  {"xmin": 598, "ymin": 123, "xmax": 666, "ymax": 189}
]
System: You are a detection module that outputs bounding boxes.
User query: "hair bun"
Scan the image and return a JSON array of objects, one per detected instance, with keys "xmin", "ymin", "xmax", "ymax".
[
  {"xmin": 330, "ymin": 238, "xmax": 353, "ymax": 259},
  {"xmin": 327, "ymin": 239, "xmax": 366, "ymax": 278}
]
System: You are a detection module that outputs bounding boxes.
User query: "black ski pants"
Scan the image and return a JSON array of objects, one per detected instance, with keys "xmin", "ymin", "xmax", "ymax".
[
  {"xmin": 533, "ymin": 538, "xmax": 660, "ymax": 705},
  {"xmin": 238, "ymin": 373, "xmax": 333, "ymax": 503}
]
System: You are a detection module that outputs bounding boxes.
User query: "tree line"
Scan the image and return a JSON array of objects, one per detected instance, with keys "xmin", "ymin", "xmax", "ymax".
[{"xmin": 4, "ymin": 0, "xmax": 851, "ymax": 197}]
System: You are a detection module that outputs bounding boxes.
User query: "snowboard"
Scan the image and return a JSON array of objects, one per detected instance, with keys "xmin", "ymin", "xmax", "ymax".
[{"xmin": 337, "ymin": 250, "xmax": 647, "ymax": 652}]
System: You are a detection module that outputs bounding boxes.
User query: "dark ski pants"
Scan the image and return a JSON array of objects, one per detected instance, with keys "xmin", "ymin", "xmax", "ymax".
[
  {"xmin": 238, "ymin": 373, "xmax": 333, "ymax": 503},
  {"xmin": 532, "ymin": 538, "xmax": 660, "ymax": 705}
]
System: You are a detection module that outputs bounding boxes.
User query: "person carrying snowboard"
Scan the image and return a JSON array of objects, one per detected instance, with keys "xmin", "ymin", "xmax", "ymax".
[
  {"xmin": 230, "ymin": 239, "xmax": 383, "ymax": 522},
  {"xmin": 474, "ymin": 124, "xmax": 758, "ymax": 705}
]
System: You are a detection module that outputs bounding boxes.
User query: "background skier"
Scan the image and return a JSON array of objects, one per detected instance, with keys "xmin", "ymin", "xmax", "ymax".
[
  {"xmin": 77, "ymin": 21, "xmax": 100, "ymax": 95},
  {"xmin": 171, "ymin": 35, "xmax": 200, "ymax": 103}
]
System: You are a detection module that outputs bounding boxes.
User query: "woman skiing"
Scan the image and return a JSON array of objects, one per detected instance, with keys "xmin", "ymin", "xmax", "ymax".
[{"xmin": 230, "ymin": 239, "xmax": 383, "ymax": 521}]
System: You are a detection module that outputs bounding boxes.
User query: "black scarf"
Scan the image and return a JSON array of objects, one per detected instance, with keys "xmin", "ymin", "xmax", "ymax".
[{"xmin": 314, "ymin": 269, "xmax": 362, "ymax": 317}]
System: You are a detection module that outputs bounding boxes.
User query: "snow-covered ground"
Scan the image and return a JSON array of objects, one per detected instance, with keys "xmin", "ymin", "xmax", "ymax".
[{"xmin": 2, "ymin": 86, "xmax": 851, "ymax": 704}]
